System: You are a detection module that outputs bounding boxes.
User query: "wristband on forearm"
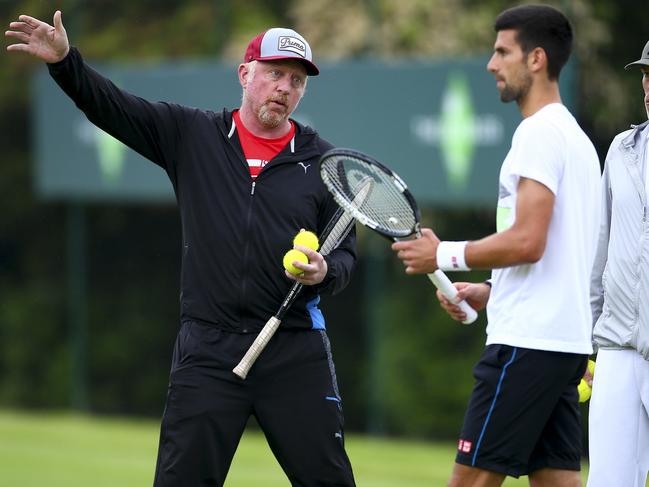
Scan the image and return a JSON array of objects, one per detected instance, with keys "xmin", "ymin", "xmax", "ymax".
[{"xmin": 436, "ymin": 241, "xmax": 470, "ymax": 271}]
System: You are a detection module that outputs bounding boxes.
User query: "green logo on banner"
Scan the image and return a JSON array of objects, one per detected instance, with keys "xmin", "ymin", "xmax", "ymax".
[
  {"xmin": 410, "ymin": 72, "xmax": 505, "ymax": 196},
  {"xmin": 439, "ymin": 73, "xmax": 475, "ymax": 192},
  {"xmin": 96, "ymin": 128, "xmax": 126, "ymax": 184}
]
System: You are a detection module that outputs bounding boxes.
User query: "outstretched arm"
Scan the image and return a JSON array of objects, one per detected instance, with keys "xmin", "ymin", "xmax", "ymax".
[
  {"xmin": 7, "ymin": 11, "xmax": 192, "ymax": 173},
  {"xmin": 392, "ymin": 177, "xmax": 554, "ymax": 273},
  {"xmin": 6, "ymin": 10, "xmax": 69, "ymax": 63}
]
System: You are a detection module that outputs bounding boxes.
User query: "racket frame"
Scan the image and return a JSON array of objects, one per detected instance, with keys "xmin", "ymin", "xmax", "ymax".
[{"xmin": 319, "ymin": 148, "xmax": 478, "ymax": 325}]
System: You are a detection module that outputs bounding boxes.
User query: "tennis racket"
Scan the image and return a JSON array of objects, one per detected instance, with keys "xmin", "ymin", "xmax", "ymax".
[
  {"xmin": 319, "ymin": 148, "xmax": 478, "ymax": 325},
  {"xmin": 233, "ymin": 178, "xmax": 373, "ymax": 379}
]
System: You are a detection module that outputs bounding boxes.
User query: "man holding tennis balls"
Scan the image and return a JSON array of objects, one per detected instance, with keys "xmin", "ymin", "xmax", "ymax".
[
  {"xmin": 5, "ymin": 11, "xmax": 358, "ymax": 486},
  {"xmin": 393, "ymin": 5, "xmax": 600, "ymax": 487},
  {"xmin": 587, "ymin": 40, "xmax": 649, "ymax": 487},
  {"xmin": 284, "ymin": 229, "xmax": 320, "ymax": 276}
]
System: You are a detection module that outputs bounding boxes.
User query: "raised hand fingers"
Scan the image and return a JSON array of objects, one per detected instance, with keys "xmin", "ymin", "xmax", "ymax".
[
  {"xmin": 6, "ymin": 16, "xmax": 47, "ymax": 46},
  {"xmin": 6, "ymin": 11, "xmax": 69, "ymax": 63},
  {"xmin": 8, "ymin": 21, "xmax": 34, "ymax": 33},
  {"xmin": 53, "ymin": 11, "xmax": 64, "ymax": 31},
  {"xmin": 5, "ymin": 29, "xmax": 30, "ymax": 43},
  {"xmin": 7, "ymin": 14, "xmax": 52, "ymax": 38},
  {"xmin": 18, "ymin": 15, "xmax": 46, "ymax": 29}
]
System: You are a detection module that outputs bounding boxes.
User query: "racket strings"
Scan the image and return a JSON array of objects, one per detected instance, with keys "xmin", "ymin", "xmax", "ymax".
[
  {"xmin": 319, "ymin": 213, "xmax": 354, "ymax": 255},
  {"xmin": 321, "ymin": 155, "xmax": 416, "ymax": 237},
  {"xmin": 319, "ymin": 175, "xmax": 373, "ymax": 254}
]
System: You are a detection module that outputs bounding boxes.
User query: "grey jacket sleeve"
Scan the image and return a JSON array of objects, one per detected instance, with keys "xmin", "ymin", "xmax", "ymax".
[{"xmin": 590, "ymin": 147, "xmax": 613, "ymax": 326}]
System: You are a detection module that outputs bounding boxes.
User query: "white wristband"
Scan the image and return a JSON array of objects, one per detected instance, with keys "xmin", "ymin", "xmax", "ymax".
[{"xmin": 437, "ymin": 241, "xmax": 470, "ymax": 271}]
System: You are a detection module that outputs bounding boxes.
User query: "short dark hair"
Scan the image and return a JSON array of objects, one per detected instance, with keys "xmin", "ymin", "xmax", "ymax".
[{"xmin": 494, "ymin": 4, "xmax": 572, "ymax": 81}]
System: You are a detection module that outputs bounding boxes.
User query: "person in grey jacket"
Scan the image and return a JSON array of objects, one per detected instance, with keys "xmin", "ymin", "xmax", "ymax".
[{"xmin": 588, "ymin": 40, "xmax": 649, "ymax": 487}]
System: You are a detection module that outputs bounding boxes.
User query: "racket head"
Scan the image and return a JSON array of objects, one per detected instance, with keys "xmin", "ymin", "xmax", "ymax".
[{"xmin": 319, "ymin": 148, "xmax": 421, "ymax": 239}]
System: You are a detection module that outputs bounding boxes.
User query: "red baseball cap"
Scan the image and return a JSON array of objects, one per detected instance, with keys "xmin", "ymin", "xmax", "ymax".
[{"xmin": 244, "ymin": 28, "xmax": 319, "ymax": 76}]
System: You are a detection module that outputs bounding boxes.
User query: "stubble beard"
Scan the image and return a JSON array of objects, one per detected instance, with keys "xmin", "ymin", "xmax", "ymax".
[
  {"xmin": 258, "ymin": 101, "xmax": 287, "ymax": 129},
  {"xmin": 499, "ymin": 71, "xmax": 532, "ymax": 104},
  {"xmin": 242, "ymin": 89, "xmax": 289, "ymax": 129}
]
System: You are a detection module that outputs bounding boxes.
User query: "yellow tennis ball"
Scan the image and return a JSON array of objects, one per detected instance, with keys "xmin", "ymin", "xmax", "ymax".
[
  {"xmin": 578, "ymin": 379, "xmax": 591, "ymax": 403},
  {"xmin": 588, "ymin": 359, "xmax": 595, "ymax": 376},
  {"xmin": 283, "ymin": 249, "xmax": 308, "ymax": 275},
  {"xmin": 577, "ymin": 360, "xmax": 596, "ymax": 403},
  {"xmin": 293, "ymin": 230, "xmax": 319, "ymax": 251}
]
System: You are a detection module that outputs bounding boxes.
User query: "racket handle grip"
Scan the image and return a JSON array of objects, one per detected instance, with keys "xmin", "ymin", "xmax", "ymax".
[
  {"xmin": 428, "ymin": 270, "xmax": 478, "ymax": 325},
  {"xmin": 233, "ymin": 317, "xmax": 281, "ymax": 379}
]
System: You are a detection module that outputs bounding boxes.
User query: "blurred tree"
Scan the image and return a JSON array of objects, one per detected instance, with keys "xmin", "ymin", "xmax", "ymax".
[{"xmin": 290, "ymin": 0, "xmax": 643, "ymax": 156}]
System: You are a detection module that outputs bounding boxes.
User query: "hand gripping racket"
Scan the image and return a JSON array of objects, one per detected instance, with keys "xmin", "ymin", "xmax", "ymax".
[
  {"xmin": 319, "ymin": 148, "xmax": 478, "ymax": 324},
  {"xmin": 233, "ymin": 178, "xmax": 374, "ymax": 379}
]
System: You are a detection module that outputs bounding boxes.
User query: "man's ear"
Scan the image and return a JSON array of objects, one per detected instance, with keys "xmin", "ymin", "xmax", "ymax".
[
  {"xmin": 527, "ymin": 47, "xmax": 548, "ymax": 75},
  {"xmin": 238, "ymin": 63, "xmax": 249, "ymax": 88}
]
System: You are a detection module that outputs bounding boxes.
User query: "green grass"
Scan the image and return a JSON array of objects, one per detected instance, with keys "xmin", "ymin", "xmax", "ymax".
[{"xmin": 0, "ymin": 409, "xmax": 589, "ymax": 486}]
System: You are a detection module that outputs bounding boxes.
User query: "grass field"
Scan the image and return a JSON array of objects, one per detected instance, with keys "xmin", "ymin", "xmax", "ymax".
[{"xmin": 0, "ymin": 409, "xmax": 590, "ymax": 486}]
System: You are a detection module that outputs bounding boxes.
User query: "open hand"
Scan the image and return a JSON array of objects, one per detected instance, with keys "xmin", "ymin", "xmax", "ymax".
[{"xmin": 6, "ymin": 10, "xmax": 69, "ymax": 63}]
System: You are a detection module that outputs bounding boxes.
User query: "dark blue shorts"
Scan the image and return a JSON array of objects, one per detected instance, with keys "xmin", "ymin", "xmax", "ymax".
[
  {"xmin": 455, "ymin": 344, "xmax": 587, "ymax": 477},
  {"xmin": 153, "ymin": 320, "xmax": 356, "ymax": 487}
]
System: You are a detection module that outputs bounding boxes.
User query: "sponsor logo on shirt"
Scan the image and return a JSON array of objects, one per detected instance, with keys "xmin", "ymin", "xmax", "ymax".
[
  {"xmin": 248, "ymin": 158, "xmax": 270, "ymax": 180},
  {"xmin": 248, "ymin": 158, "xmax": 269, "ymax": 168}
]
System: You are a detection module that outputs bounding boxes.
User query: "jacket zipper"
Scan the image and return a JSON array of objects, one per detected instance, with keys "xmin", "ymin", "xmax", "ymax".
[{"xmin": 238, "ymin": 181, "xmax": 257, "ymax": 332}]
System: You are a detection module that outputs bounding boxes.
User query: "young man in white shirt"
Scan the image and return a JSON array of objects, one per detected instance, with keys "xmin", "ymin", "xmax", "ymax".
[{"xmin": 392, "ymin": 5, "xmax": 601, "ymax": 487}]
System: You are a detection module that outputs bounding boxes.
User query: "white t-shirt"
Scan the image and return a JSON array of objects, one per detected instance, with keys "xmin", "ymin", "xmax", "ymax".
[{"xmin": 486, "ymin": 103, "xmax": 601, "ymax": 353}]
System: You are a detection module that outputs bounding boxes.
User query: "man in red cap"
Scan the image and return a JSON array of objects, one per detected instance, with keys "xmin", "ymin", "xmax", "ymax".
[{"xmin": 6, "ymin": 11, "xmax": 357, "ymax": 487}]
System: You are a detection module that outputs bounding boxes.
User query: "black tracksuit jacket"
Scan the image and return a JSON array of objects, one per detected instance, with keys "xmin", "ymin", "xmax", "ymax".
[{"xmin": 48, "ymin": 47, "xmax": 357, "ymax": 333}]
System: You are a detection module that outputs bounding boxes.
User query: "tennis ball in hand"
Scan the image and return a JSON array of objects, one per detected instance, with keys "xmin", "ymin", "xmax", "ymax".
[
  {"xmin": 577, "ymin": 380, "xmax": 591, "ymax": 403},
  {"xmin": 293, "ymin": 230, "xmax": 319, "ymax": 251},
  {"xmin": 587, "ymin": 358, "xmax": 595, "ymax": 375},
  {"xmin": 283, "ymin": 249, "xmax": 309, "ymax": 275},
  {"xmin": 577, "ymin": 359, "xmax": 596, "ymax": 403}
]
